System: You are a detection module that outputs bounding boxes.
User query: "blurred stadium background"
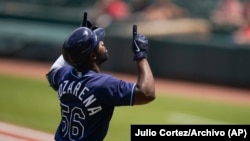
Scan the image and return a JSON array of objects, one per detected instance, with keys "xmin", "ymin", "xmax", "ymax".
[
  {"xmin": 0, "ymin": 0, "xmax": 250, "ymax": 88},
  {"xmin": 0, "ymin": 0, "xmax": 250, "ymax": 140}
]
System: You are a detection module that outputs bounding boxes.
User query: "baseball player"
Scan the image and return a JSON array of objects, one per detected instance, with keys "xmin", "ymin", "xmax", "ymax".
[{"xmin": 46, "ymin": 13, "xmax": 155, "ymax": 141}]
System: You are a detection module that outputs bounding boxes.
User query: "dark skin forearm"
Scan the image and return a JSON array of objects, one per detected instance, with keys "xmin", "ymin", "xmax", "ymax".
[{"xmin": 133, "ymin": 58, "xmax": 155, "ymax": 105}]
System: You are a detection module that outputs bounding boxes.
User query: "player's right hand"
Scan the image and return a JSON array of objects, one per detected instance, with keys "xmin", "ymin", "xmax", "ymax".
[{"xmin": 132, "ymin": 25, "xmax": 149, "ymax": 60}]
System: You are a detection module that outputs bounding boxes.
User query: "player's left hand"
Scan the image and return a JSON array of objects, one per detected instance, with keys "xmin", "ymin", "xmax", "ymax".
[
  {"xmin": 132, "ymin": 26, "xmax": 149, "ymax": 60},
  {"xmin": 86, "ymin": 19, "xmax": 98, "ymax": 30}
]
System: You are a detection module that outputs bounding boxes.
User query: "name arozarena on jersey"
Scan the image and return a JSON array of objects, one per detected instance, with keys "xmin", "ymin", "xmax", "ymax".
[{"xmin": 58, "ymin": 80, "xmax": 102, "ymax": 116}]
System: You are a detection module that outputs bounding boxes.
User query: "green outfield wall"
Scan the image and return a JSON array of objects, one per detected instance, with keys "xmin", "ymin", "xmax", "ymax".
[{"xmin": 103, "ymin": 33, "xmax": 250, "ymax": 88}]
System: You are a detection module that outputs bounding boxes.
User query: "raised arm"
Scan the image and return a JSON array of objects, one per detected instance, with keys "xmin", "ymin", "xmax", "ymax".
[{"xmin": 131, "ymin": 25, "xmax": 155, "ymax": 105}]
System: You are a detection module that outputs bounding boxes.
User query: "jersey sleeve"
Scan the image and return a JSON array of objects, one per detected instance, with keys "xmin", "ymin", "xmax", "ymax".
[
  {"xmin": 46, "ymin": 55, "xmax": 70, "ymax": 91},
  {"xmin": 99, "ymin": 75, "xmax": 136, "ymax": 106}
]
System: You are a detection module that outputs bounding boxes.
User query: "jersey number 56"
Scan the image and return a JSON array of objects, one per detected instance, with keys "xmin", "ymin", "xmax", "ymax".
[{"xmin": 61, "ymin": 103, "xmax": 85, "ymax": 140}]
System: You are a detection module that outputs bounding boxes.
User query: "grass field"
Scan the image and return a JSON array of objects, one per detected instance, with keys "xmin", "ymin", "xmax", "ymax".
[{"xmin": 0, "ymin": 74, "xmax": 250, "ymax": 141}]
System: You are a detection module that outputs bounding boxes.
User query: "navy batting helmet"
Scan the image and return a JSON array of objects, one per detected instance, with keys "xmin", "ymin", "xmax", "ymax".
[{"xmin": 62, "ymin": 27, "xmax": 105, "ymax": 69}]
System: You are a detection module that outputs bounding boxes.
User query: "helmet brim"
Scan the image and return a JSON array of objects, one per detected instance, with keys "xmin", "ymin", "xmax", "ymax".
[{"xmin": 93, "ymin": 27, "xmax": 105, "ymax": 48}]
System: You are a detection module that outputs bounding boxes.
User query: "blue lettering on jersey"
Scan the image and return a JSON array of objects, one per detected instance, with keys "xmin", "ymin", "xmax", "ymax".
[{"xmin": 58, "ymin": 80, "xmax": 102, "ymax": 116}]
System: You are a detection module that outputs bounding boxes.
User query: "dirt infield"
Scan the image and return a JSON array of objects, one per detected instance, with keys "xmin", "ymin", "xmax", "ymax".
[
  {"xmin": 0, "ymin": 122, "xmax": 54, "ymax": 141},
  {"xmin": 0, "ymin": 57, "xmax": 250, "ymax": 141}
]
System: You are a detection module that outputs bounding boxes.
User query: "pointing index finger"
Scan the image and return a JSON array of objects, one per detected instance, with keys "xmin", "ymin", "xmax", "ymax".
[{"xmin": 133, "ymin": 25, "xmax": 137, "ymax": 38}]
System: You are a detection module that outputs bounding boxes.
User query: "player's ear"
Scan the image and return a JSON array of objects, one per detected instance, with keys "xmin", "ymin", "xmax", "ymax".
[{"xmin": 90, "ymin": 52, "xmax": 97, "ymax": 60}]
